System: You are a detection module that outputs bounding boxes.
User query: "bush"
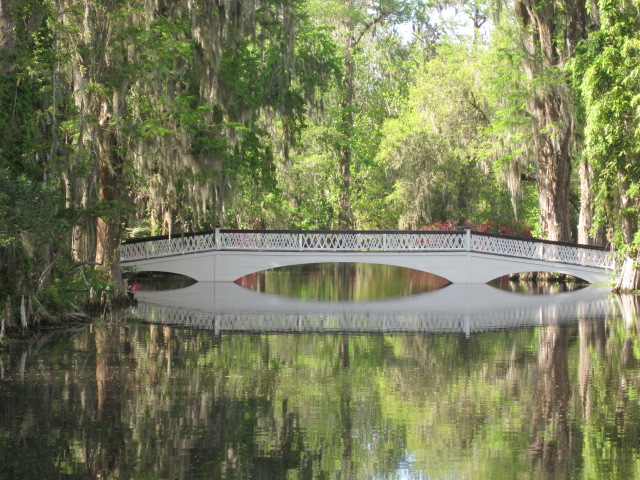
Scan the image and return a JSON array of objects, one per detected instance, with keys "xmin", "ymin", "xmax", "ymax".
[{"xmin": 420, "ymin": 219, "xmax": 534, "ymax": 238}]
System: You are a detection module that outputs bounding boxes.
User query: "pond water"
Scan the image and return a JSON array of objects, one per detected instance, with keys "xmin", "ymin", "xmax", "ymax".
[
  {"xmin": 235, "ymin": 263, "xmax": 450, "ymax": 301},
  {"xmin": 1, "ymin": 264, "xmax": 640, "ymax": 479}
]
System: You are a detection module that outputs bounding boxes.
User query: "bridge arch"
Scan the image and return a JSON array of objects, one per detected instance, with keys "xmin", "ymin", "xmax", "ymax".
[
  {"xmin": 234, "ymin": 258, "xmax": 460, "ymax": 284},
  {"xmin": 485, "ymin": 270, "xmax": 588, "ymax": 285},
  {"xmin": 125, "ymin": 270, "xmax": 198, "ymax": 290},
  {"xmin": 234, "ymin": 262, "xmax": 452, "ymax": 298}
]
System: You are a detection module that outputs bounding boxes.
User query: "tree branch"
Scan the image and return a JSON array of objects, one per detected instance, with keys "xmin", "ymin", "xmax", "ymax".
[
  {"xmin": 466, "ymin": 90, "xmax": 490, "ymax": 124},
  {"xmin": 353, "ymin": 10, "xmax": 391, "ymax": 49}
]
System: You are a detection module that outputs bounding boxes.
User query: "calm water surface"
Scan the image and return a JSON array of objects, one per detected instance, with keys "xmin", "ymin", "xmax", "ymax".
[
  {"xmin": 1, "ymin": 265, "xmax": 640, "ymax": 479},
  {"xmin": 235, "ymin": 263, "xmax": 450, "ymax": 301}
]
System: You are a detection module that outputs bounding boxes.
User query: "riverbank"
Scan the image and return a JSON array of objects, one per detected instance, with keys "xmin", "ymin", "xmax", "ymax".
[{"xmin": 0, "ymin": 290, "xmax": 136, "ymax": 345}]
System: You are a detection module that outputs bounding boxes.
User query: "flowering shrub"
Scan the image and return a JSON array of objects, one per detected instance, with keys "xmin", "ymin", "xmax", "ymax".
[
  {"xmin": 420, "ymin": 220, "xmax": 458, "ymax": 231},
  {"xmin": 474, "ymin": 220, "xmax": 533, "ymax": 238},
  {"xmin": 420, "ymin": 220, "xmax": 534, "ymax": 238}
]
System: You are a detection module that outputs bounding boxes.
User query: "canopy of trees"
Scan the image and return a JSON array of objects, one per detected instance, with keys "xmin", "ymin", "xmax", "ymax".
[{"xmin": 1, "ymin": 0, "xmax": 639, "ymax": 318}]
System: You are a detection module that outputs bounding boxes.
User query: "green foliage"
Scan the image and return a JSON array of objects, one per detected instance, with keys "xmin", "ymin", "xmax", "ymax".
[
  {"xmin": 0, "ymin": 12, "xmax": 53, "ymax": 180},
  {"xmin": 0, "ymin": 168, "xmax": 102, "ymax": 316},
  {"xmin": 279, "ymin": 128, "xmax": 341, "ymax": 229},
  {"xmin": 274, "ymin": 0, "xmax": 424, "ymax": 229},
  {"xmin": 570, "ymin": 0, "xmax": 640, "ymax": 251},
  {"xmin": 0, "ymin": 169, "xmax": 65, "ymax": 247},
  {"xmin": 371, "ymin": 42, "xmax": 523, "ymax": 229},
  {"xmin": 295, "ymin": 24, "xmax": 343, "ymax": 97}
]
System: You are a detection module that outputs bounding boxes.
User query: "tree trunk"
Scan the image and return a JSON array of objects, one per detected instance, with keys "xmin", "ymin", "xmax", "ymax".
[
  {"xmin": 613, "ymin": 171, "xmax": 640, "ymax": 291},
  {"xmin": 577, "ymin": 156, "xmax": 605, "ymax": 245},
  {"xmin": 533, "ymin": 103, "xmax": 572, "ymax": 242},
  {"xmin": 95, "ymin": 107, "xmax": 126, "ymax": 298},
  {"xmin": 614, "ymin": 253, "xmax": 640, "ymax": 292},
  {"xmin": 578, "ymin": 319, "xmax": 605, "ymax": 419},
  {"xmin": 94, "ymin": 325, "xmax": 124, "ymax": 477},
  {"xmin": 0, "ymin": 0, "xmax": 47, "ymax": 73},
  {"xmin": 162, "ymin": 209, "xmax": 174, "ymax": 236},
  {"xmin": 614, "ymin": 292, "xmax": 640, "ymax": 329},
  {"xmin": 618, "ymin": 171, "xmax": 637, "ymax": 245},
  {"xmin": 338, "ymin": 34, "xmax": 356, "ymax": 229}
]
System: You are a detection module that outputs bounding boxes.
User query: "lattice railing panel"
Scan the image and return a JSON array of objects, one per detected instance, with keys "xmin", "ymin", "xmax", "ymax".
[
  {"xmin": 120, "ymin": 242, "xmax": 147, "ymax": 260},
  {"xmin": 384, "ymin": 232, "xmax": 466, "ymax": 250},
  {"xmin": 471, "ymin": 235, "xmax": 540, "ymax": 258},
  {"xmin": 542, "ymin": 244, "xmax": 614, "ymax": 269},
  {"xmin": 122, "ymin": 230, "xmax": 614, "ymax": 270},
  {"xmin": 299, "ymin": 232, "xmax": 389, "ymax": 250},
  {"xmin": 220, "ymin": 232, "xmax": 300, "ymax": 250},
  {"xmin": 121, "ymin": 233, "xmax": 216, "ymax": 261},
  {"xmin": 218, "ymin": 231, "xmax": 467, "ymax": 251},
  {"xmin": 471, "ymin": 234, "xmax": 614, "ymax": 269}
]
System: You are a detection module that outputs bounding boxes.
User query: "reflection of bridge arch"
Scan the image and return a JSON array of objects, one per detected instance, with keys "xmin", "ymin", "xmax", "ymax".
[
  {"xmin": 131, "ymin": 283, "xmax": 614, "ymax": 336},
  {"xmin": 122, "ymin": 229, "xmax": 615, "ymax": 284}
]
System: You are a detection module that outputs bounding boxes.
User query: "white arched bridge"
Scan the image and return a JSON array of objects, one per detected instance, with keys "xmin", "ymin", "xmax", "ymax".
[{"xmin": 120, "ymin": 228, "xmax": 616, "ymax": 284}]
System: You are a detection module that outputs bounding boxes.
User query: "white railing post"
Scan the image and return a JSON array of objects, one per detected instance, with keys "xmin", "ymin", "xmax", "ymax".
[
  {"xmin": 215, "ymin": 227, "xmax": 220, "ymax": 250},
  {"xmin": 299, "ymin": 233, "xmax": 303, "ymax": 251},
  {"xmin": 537, "ymin": 241, "xmax": 544, "ymax": 260},
  {"xmin": 465, "ymin": 227, "xmax": 471, "ymax": 251},
  {"xmin": 383, "ymin": 233, "xmax": 387, "ymax": 251}
]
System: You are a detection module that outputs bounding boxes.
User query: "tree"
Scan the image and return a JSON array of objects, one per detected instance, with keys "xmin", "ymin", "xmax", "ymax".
[
  {"xmin": 52, "ymin": 0, "xmax": 340, "ymax": 291},
  {"xmin": 571, "ymin": 0, "xmax": 640, "ymax": 290},
  {"xmin": 299, "ymin": 0, "xmax": 418, "ymax": 229},
  {"xmin": 0, "ymin": 0, "xmax": 73, "ymax": 313},
  {"xmin": 376, "ymin": 45, "xmax": 501, "ymax": 228},
  {"xmin": 513, "ymin": 0, "xmax": 587, "ymax": 241},
  {"xmin": 52, "ymin": 0, "xmax": 198, "ymax": 298}
]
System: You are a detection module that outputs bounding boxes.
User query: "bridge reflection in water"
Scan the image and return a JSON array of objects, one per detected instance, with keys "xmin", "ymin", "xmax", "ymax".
[{"xmin": 131, "ymin": 282, "xmax": 613, "ymax": 337}]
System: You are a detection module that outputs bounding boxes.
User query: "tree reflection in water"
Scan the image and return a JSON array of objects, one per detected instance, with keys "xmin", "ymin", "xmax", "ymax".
[
  {"xmin": 489, "ymin": 276, "xmax": 586, "ymax": 295},
  {"xmin": 0, "ymin": 295, "xmax": 640, "ymax": 478},
  {"xmin": 529, "ymin": 324, "xmax": 571, "ymax": 476},
  {"xmin": 235, "ymin": 262, "xmax": 450, "ymax": 301}
]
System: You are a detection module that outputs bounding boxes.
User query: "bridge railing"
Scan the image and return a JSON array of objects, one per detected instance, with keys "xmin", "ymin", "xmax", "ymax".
[
  {"xmin": 217, "ymin": 230, "xmax": 467, "ymax": 251},
  {"xmin": 470, "ymin": 232, "xmax": 615, "ymax": 269},
  {"xmin": 121, "ymin": 232, "xmax": 216, "ymax": 260},
  {"xmin": 121, "ymin": 228, "xmax": 615, "ymax": 270}
]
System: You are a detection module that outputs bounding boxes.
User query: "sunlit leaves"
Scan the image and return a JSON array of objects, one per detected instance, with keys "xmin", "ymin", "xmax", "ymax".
[
  {"xmin": 374, "ymin": 41, "xmax": 522, "ymax": 229},
  {"xmin": 570, "ymin": 0, "xmax": 640, "ymax": 253}
]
